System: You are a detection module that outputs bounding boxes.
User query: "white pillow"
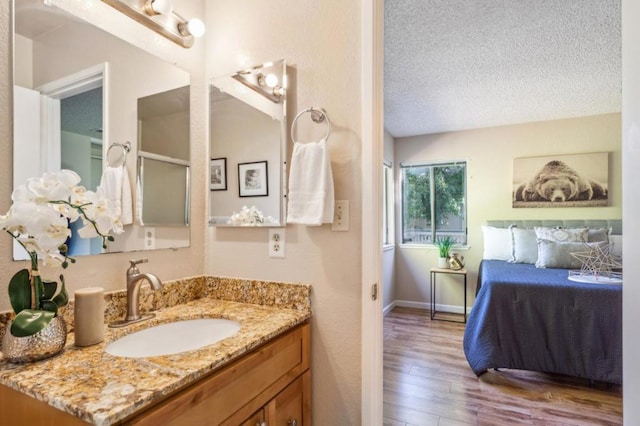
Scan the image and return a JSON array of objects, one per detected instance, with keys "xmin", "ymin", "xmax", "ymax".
[
  {"xmin": 534, "ymin": 227, "xmax": 588, "ymax": 243},
  {"xmin": 482, "ymin": 225, "xmax": 513, "ymax": 261},
  {"xmin": 511, "ymin": 227, "xmax": 538, "ymax": 264},
  {"xmin": 535, "ymin": 239, "xmax": 604, "ymax": 269}
]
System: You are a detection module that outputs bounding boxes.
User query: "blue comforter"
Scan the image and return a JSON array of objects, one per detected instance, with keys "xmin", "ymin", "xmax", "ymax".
[{"xmin": 463, "ymin": 260, "xmax": 622, "ymax": 384}]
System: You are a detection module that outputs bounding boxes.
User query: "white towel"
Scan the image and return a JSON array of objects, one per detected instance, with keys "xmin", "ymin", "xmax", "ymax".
[
  {"xmin": 287, "ymin": 138, "xmax": 334, "ymax": 225},
  {"xmin": 135, "ymin": 174, "xmax": 144, "ymax": 226},
  {"xmin": 99, "ymin": 166, "xmax": 133, "ymax": 227}
]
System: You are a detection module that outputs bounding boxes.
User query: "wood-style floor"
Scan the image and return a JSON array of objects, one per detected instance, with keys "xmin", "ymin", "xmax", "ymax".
[{"xmin": 383, "ymin": 307, "xmax": 622, "ymax": 426}]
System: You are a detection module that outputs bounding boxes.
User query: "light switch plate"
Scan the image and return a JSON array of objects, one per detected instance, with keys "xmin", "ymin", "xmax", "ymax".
[{"xmin": 332, "ymin": 200, "xmax": 349, "ymax": 231}]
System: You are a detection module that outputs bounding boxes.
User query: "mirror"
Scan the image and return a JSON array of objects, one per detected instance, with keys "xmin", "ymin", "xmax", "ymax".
[
  {"xmin": 137, "ymin": 86, "xmax": 190, "ymax": 226},
  {"xmin": 209, "ymin": 60, "xmax": 287, "ymax": 227},
  {"xmin": 13, "ymin": 0, "xmax": 191, "ymax": 256}
]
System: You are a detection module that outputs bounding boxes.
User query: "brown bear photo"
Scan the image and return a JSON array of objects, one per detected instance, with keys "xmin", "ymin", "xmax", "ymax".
[{"xmin": 513, "ymin": 153, "xmax": 608, "ymax": 208}]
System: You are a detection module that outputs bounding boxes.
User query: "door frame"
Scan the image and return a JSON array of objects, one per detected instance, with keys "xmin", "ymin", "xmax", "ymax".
[{"xmin": 361, "ymin": 0, "xmax": 384, "ymax": 424}]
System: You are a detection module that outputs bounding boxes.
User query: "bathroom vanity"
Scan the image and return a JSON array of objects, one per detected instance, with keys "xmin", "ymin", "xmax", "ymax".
[{"xmin": 0, "ymin": 277, "xmax": 312, "ymax": 425}]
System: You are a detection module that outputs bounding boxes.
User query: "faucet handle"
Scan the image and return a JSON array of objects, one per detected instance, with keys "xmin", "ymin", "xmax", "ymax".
[
  {"xmin": 129, "ymin": 258, "xmax": 149, "ymax": 268},
  {"xmin": 127, "ymin": 257, "xmax": 149, "ymax": 274}
]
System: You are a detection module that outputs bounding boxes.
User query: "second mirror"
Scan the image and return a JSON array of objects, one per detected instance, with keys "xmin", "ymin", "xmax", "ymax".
[{"xmin": 209, "ymin": 60, "xmax": 287, "ymax": 227}]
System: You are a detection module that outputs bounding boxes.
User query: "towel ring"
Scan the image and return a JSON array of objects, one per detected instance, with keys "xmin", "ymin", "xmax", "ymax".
[
  {"xmin": 290, "ymin": 107, "xmax": 331, "ymax": 144},
  {"xmin": 106, "ymin": 141, "xmax": 131, "ymax": 167}
]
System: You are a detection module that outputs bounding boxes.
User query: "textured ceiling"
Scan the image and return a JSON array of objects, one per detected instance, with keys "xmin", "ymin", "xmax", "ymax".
[{"xmin": 384, "ymin": 0, "xmax": 621, "ymax": 138}]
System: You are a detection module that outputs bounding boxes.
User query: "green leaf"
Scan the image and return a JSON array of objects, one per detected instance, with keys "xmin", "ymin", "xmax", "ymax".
[
  {"xmin": 40, "ymin": 299, "xmax": 59, "ymax": 314},
  {"xmin": 8, "ymin": 269, "xmax": 32, "ymax": 314},
  {"xmin": 42, "ymin": 280, "xmax": 57, "ymax": 300},
  {"xmin": 52, "ymin": 275, "xmax": 69, "ymax": 308},
  {"xmin": 10, "ymin": 309, "xmax": 55, "ymax": 337}
]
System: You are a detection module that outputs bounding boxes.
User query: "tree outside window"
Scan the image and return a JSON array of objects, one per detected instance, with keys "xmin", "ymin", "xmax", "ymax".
[{"xmin": 401, "ymin": 162, "xmax": 466, "ymax": 245}]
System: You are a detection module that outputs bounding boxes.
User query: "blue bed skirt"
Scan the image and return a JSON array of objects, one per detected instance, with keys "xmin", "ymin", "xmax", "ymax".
[{"xmin": 463, "ymin": 260, "xmax": 622, "ymax": 384}]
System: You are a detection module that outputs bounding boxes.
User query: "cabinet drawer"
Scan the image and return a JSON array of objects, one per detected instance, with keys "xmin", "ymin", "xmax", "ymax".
[{"xmin": 125, "ymin": 323, "xmax": 310, "ymax": 426}]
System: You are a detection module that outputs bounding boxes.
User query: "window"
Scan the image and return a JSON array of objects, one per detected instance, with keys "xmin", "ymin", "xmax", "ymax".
[
  {"xmin": 400, "ymin": 161, "xmax": 467, "ymax": 245},
  {"xmin": 383, "ymin": 162, "xmax": 394, "ymax": 245}
]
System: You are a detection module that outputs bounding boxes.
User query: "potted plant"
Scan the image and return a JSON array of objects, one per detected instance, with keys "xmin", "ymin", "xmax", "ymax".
[
  {"xmin": 0, "ymin": 170, "xmax": 119, "ymax": 362},
  {"xmin": 434, "ymin": 235, "xmax": 456, "ymax": 268}
]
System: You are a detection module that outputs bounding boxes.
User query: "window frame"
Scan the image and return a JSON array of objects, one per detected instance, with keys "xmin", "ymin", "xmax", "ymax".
[
  {"xmin": 399, "ymin": 160, "xmax": 467, "ymax": 246},
  {"xmin": 382, "ymin": 161, "xmax": 394, "ymax": 246}
]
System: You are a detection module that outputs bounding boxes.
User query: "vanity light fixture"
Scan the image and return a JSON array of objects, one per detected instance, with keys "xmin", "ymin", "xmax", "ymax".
[{"xmin": 101, "ymin": 0, "xmax": 205, "ymax": 48}]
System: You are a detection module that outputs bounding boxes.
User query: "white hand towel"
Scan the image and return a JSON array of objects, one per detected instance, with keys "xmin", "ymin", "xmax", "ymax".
[
  {"xmin": 135, "ymin": 174, "xmax": 144, "ymax": 226},
  {"xmin": 287, "ymin": 138, "xmax": 334, "ymax": 226},
  {"xmin": 99, "ymin": 166, "xmax": 133, "ymax": 228}
]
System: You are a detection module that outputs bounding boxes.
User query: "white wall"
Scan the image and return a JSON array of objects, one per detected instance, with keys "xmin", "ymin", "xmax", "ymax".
[
  {"xmin": 0, "ymin": 0, "xmax": 206, "ymax": 311},
  {"xmin": 622, "ymin": 0, "xmax": 640, "ymax": 422},
  {"xmin": 205, "ymin": 1, "xmax": 363, "ymax": 424},
  {"xmin": 394, "ymin": 113, "xmax": 622, "ymax": 309}
]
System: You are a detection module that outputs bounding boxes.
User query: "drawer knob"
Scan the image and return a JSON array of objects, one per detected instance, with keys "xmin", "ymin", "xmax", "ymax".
[{"xmin": 288, "ymin": 419, "xmax": 298, "ymax": 426}]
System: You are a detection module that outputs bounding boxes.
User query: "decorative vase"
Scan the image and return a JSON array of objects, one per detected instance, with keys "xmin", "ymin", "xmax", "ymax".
[
  {"xmin": 1, "ymin": 316, "xmax": 67, "ymax": 363},
  {"xmin": 437, "ymin": 257, "xmax": 449, "ymax": 269},
  {"xmin": 448, "ymin": 253, "xmax": 465, "ymax": 270}
]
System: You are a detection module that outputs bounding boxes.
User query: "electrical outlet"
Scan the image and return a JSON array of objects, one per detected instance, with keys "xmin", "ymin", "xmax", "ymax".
[
  {"xmin": 332, "ymin": 200, "xmax": 349, "ymax": 231},
  {"xmin": 269, "ymin": 229, "xmax": 285, "ymax": 258},
  {"xmin": 144, "ymin": 227, "xmax": 156, "ymax": 249}
]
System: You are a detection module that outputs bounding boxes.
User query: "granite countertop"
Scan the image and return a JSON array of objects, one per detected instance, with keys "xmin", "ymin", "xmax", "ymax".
[{"xmin": 0, "ymin": 276, "xmax": 311, "ymax": 425}]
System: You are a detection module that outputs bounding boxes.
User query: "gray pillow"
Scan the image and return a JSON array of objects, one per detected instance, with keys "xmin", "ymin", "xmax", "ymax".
[
  {"xmin": 510, "ymin": 227, "xmax": 538, "ymax": 264},
  {"xmin": 587, "ymin": 227, "xmax": 611, "ymax": 243},
  {"xmin": 535, "ymin": 239, "xmax": 604, "ymax": 269},
  {"xmin": 534, "ymin": 227, "xmax": 588, "ymax": 243}
]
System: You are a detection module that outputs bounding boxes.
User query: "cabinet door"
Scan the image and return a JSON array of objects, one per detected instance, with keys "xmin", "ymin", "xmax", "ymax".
[
  {"xmin": 266, "ymin": 371, "xmax": 310, "ymax": 426},
  {"xmin": 240, "ymin": 408, "xmax": 264, "ymax": 426}
]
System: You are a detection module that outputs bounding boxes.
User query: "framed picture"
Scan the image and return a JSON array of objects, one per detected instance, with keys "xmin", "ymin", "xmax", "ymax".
[
  {"xmin": 238, "ymin": 161, "xmax": 268, "ymax": 197},
  {"xmin": 512, "ymin": 152, "xmax": 609, "ymax": 208},
  {"xmin": 210, "ymin": 158, "xmax": 227, "ymax": 191}
]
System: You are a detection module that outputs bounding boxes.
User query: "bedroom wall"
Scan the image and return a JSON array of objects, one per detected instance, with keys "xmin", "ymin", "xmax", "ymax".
[{"xmin": 393, "ymin": 113, "xmax": 622, "ymax": 309}]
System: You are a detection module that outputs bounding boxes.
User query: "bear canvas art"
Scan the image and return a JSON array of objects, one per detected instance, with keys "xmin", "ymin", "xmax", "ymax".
[{"xmin": 512, "ymin": 152, "xmax": 609, "ymax": 208}]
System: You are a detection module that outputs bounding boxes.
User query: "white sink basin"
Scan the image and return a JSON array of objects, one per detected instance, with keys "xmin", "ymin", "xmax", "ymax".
[{"xmin": 105, "ymin": 318, "xmax": 241, "ymax": 358}]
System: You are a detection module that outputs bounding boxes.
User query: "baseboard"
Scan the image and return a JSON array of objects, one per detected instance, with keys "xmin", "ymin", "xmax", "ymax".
[
  {"xmin": 383, "ymin": 301, "xmax": 397, "ymax": 316},
  {"xmin": 393, "ymin": 299, "xmax": 469, "ymax": 315}
]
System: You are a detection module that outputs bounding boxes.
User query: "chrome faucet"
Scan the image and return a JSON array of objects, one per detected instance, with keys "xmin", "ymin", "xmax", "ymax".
[{"xmin": 109, "ymin": 259, "xmax": 163, "ymax": 328}]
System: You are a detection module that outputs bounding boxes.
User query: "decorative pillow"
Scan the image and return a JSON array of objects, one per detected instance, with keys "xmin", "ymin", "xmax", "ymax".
[
  {"xmin": 535, "ymin": 239, "xmax": 604, "ymax": 269},
  {"xmin": 610, "ymin": 235, "xmax": 623, "ymax": 259},
  {"xmin": 482, "ymin": 225, "xmax": 513, "ymax": 261},
  {"xmin": 510, "ymin": 227, "xmax": 538, "ymax": 264},
  {"xmin": 534, "ymin": 227, "xmax": 588, "ymax": 243},
  {"xmin": 587, "ymin": 227, "xmax": 611, "ymax": 243}
]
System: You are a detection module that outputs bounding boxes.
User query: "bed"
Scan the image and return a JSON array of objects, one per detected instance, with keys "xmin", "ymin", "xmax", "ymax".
[{"xmin": 463, "ymin": 220, "xmax": 622, "ymax": 385}]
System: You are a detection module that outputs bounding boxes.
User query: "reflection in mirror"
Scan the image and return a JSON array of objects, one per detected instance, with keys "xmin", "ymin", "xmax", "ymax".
[
  {"xmin": 209, "ymin": 60, "xmax": 287, "ymax": 227},
  {"xmin": 138, "ymin": 86, "xmax": 190, "ymax": 226},
  {"xmin": 13, "ymin": 0, "xmax": 191, "ymax": 258}
]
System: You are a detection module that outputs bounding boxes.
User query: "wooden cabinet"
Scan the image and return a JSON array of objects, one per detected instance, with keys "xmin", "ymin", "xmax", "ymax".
[
  {"xmin": 238, "ymin": 371, "xmax": 310, "ymax": 426},
  {"xmin": 125, "ymin": 323, "xmax": 311, "ymax": 425},
  {"xmin": 0, "ymin": 323, "xmax": 310, "ymax": 426}
]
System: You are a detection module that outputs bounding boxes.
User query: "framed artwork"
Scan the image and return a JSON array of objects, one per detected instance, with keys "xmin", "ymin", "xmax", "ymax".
[
  {"xmin": 210, "ymin": 158, "xmax": 227, "ymax": 191},
  {"xmin": 512, "ymin": 152, "xmax": 609, "ymax": 208},
  {"xmin": 238, "ymin": 161, "xmax": 269, "ymax": 197}
]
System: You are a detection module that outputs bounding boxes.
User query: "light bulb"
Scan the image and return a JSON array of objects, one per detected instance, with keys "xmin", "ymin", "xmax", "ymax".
[
  {"xmin": 144, "ymin": 0, "xmax": 173, "ymax": 16},
  {"xmin": 180, "ymin": 18, "xmax": 206, "ymax": 37},
  {"xmin": 264, "ymin": 74, "xmax": 278, "ymax": 88}
]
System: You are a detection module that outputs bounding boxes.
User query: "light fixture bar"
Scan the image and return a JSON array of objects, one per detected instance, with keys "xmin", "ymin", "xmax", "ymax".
[{"xmin": 101, "ymin": 0, "xmax": 195, "ymax": 48}]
